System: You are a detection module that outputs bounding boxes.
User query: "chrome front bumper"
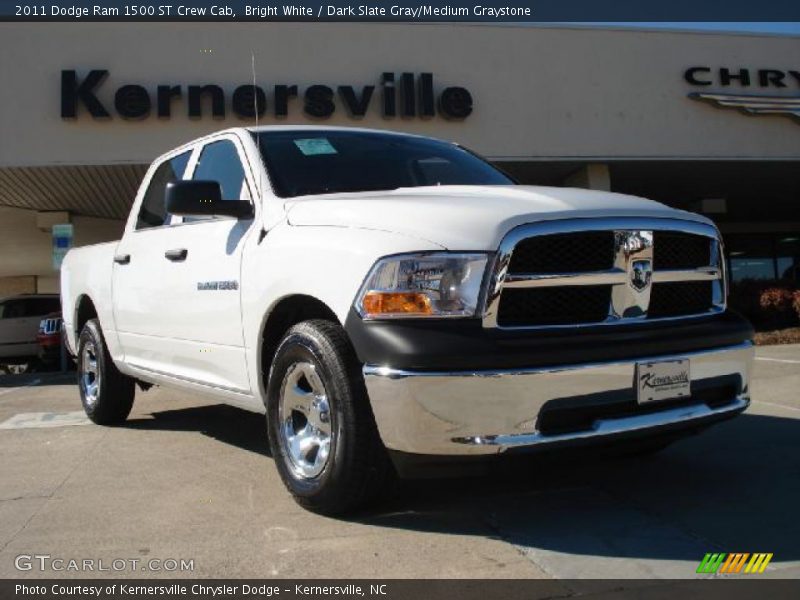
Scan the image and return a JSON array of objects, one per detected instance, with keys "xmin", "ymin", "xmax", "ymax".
[{"xmin": 363, "ymin": 342, "xmax": 753, "ymax": 456}]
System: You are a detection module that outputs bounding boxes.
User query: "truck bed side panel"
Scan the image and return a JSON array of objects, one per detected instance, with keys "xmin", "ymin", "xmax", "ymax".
[{"xmin": 61, "ymin": 241, "xmax": 121, "ymax": 360}]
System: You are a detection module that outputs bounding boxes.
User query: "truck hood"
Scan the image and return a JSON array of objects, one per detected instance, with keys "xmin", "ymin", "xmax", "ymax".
[{"xmin": 284, "ymin": 185, "xmax": 713, "ymax": 250}]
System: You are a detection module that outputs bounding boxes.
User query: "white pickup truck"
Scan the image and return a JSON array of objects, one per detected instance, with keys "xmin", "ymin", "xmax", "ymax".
[{"xmin": 62, "ymin": 126, "xmax": 753, "ymax": 514}]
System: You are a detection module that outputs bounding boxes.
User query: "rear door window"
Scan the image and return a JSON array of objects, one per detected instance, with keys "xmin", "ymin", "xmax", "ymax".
[
  {"xmin": 184, "ymin": 140, "xmax": 251, "ymax": 223},
  {"xmin": 191, "ymin": 140, "xmax": 249, "ymax": 200}
]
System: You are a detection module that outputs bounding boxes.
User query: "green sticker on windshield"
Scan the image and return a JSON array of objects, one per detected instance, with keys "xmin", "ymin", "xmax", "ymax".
[{"xmin": 294, "ymin": 138, "xmax": 338, "ymax": 156}]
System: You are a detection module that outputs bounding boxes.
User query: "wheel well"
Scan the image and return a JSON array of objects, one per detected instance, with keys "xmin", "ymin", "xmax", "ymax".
[
  {"xmin": 260, "ymin": 295, "xmax": 339, "ymax": 382},
  {"xmin": 75, "ymin": 295, "xmax": 98, "ymax": 338}
]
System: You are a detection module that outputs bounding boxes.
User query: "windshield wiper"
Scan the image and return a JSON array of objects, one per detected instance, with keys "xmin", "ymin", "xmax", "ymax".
[{"xmin": 309, "ymin": 185, "xmax": 400, "ymax": 196}]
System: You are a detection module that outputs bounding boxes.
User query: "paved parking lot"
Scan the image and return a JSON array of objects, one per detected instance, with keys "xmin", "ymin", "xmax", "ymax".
[{"xmin": 0, "ymin": 345, "xmax": 798, "ymax": 581}]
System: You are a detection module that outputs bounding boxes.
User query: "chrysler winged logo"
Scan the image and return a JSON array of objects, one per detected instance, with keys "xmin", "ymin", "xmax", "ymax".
[
  {"xmin": 684, "ymin": 67, "xmax": 800, "ymax": 123},
  {"xmin": 689, "ymin": 92, "xmax": 800, "ymax": 122},
  {"xmin": 630, "ymin": 259, "xmax": 652, "ymax": 292}
]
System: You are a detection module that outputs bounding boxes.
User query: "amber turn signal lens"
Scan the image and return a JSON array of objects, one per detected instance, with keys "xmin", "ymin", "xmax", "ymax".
[{"xmin": 362, "ymin": 292, "xmax": 433, "ymax": 316}]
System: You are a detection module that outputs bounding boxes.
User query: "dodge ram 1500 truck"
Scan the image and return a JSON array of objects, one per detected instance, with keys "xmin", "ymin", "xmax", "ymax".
[{"xmin": 61, "ymin": 126, "xmax": 754, "ymax": 514}]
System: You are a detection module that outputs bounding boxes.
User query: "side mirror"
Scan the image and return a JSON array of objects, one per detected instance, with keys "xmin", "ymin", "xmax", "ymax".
[{"xmin": 165, "ymin": 180, "xmax": 254, "ymax": 219}]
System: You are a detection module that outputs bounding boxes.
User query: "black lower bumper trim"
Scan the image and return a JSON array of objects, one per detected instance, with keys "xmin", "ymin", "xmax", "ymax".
[{"xmin": 345, "ymin": 308, "xmax": 753, "ymax": 372}]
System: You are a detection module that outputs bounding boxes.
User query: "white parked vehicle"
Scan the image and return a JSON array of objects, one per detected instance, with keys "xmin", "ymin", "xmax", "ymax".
[
  {"xmin": 61, "ymin": 127, "xmax": 753, "ymax": 514},
  {"xmin": 0, "ymin": 294, "xmax": 61, "ymax": 367}
]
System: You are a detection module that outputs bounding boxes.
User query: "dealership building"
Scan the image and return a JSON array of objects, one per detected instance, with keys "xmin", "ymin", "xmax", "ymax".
[{"xmin": 0, "ymin": 22, "xmax": 798, "ymax": 296}]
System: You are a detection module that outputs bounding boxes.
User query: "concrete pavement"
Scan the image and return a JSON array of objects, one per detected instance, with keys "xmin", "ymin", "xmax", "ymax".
[{"xmin": 0, "ymin": 344, "xmax": 798, "ymax": 580}]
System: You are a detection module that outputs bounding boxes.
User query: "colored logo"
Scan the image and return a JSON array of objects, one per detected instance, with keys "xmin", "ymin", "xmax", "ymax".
[{"xmin": 696, "ymin": 553, "xmax": 773, "ymax": 574}]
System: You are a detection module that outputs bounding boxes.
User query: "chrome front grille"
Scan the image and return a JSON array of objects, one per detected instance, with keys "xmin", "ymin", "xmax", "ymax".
[
  {"xmin": 508, "ymin": 231, "xmax": 615, "ymax": 274},
  {"xmin": 483, "ymin": 217, "xmax": 725, "ymax": 329},
  {"xmin": 652, "ymin": 231, "xmax": 711, "ymax": 270},
  {"xmin": 498, "ymin": 285, "xmax": 612, "ymax": 327},
  {"xmin": 648, "ymin": 281, "xmax": 714, "ymax": 319}
]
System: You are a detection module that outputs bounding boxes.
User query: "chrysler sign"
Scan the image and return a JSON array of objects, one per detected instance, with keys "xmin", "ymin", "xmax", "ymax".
[
  {"xmin": 685, "ymin": 66, "xmax": 800, "ymax": 122},
  {"xmin": 60, "ymin": 70, "xmax": 474, "ymax": 120}
]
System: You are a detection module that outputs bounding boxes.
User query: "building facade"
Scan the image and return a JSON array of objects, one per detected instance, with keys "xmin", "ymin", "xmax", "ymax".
[{"xmin": 0, "ymin": 23, "xmax": 798, "ymax": 295}]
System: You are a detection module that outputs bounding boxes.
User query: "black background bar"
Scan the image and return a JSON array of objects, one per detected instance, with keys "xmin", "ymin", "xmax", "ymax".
[
  {"xmin": 4, "ymin": 0, "xmax": 800, "ymax": 22},
  {"xmin": 4, "ymin": 580, "xmax": 800, "ymax": 600}
]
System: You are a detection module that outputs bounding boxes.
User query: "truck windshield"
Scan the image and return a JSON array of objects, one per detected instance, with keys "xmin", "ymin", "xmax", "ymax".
[{"xmin": 253, "ymin": 130, "xmax": 514, "ymax": 198}]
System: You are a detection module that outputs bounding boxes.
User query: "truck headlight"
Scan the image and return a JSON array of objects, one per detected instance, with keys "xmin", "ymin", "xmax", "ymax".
[{"xmin": 356, "ymin": 253, "xmax": 490, "ymax": 319}]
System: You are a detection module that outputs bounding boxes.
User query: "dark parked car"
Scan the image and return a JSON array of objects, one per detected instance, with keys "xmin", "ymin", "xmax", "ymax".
[{"xmin": 0, "ymin": 294, "xmax": 61, "ymax": 370}]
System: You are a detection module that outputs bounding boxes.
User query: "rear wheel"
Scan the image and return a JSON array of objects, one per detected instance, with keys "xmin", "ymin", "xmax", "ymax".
[
  {"xmin": 266, "ymin": 320, "xmax": 394, "ymax": 515},
  {"xmin": 77, "ymin": 319, "xmax": 135, "ymax": 425}
]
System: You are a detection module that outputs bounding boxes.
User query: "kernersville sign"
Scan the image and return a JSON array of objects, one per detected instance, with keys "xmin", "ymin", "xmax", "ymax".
[{"xmin": 61, "ymin": 70, "xmax": 473, "ymax": 120}]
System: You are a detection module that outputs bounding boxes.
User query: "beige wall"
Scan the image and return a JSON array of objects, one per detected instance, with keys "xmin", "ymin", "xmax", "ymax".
[
  {"xmin": 36, "ymin": 276, "xmax": 60, "ymax": 294},
  {"xmin": 0, "ymin": 24, "xmax": 797, "ymax": 293},
  {"xmin": 0, "ymin": 206, "xmax": 124, "ymax": 290},
  {"xmin": 0, "ymin": 275, "xmax": 60, "ymax": 296},
  {"xmin": 0, "ymin": 24, "xmax": 798, "ymax": 168},
  {"xmin": 0, "ymin": 276, "xmax": 36, "ymax": 297}
]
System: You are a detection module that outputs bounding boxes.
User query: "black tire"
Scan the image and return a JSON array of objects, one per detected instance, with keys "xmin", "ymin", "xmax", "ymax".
[
  {"xmin": 266, "ymin": 319, "xmax": 394, "ymax": 515},
  {"xmin": 77, "ymin": 319, "xmax": 135, "ymax": 425}
]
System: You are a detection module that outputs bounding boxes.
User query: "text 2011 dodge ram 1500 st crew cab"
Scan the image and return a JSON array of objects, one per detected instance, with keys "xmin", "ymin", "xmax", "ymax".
[{"xmin": 61, "ymin": 126, "xmax": 753, "ymax": 514}]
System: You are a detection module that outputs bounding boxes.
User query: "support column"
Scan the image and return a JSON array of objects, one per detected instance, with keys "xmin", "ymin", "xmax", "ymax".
[{"xmin": 564, "ymin": 164, "xmax": 611, "ymax": 191}]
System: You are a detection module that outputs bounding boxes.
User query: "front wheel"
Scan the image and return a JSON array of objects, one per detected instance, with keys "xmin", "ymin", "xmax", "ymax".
[
  {"xmin": 266, "ymin": 320, "xmax": 394, "ymax": 515},
  {"xmin": 77, "ymin": 319, "xmax": 135, "ymax": 425}
]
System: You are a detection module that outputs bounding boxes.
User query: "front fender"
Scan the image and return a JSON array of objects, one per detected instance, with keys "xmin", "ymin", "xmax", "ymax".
[{"xmin": 240, "ymin": 222, "xmax": 445, "ymax": 399}]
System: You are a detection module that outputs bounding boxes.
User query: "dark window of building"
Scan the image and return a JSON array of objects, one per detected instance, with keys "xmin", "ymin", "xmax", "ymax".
[
  {"xmin": 136, "ymin": 151, "xmax": 191, "ymax": 230},
  {"xmin": 726, "ymin": 235, "xmax": 776, "ymax": 282},
  {"xmin": 725, "ymin": 232, "xmax": 800, "ymax": 287},
  {"xmin": 192, "ymin": 140, "xmax": 247, "ymax": 201},
  {"xmin": 776, "ymin": 235, "xmax": 800, "ymax": 281}
]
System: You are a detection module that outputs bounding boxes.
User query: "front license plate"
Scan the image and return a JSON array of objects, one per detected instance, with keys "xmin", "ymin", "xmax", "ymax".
[{"xmin": 636, "ymin": 359, "xmax": 690, "ymax": 404}]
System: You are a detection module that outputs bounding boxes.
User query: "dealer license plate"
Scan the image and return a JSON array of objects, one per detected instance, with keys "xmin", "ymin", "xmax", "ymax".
[{"xmin": 636, "ymin": 359, "xmax": 691, "ymax": 404}]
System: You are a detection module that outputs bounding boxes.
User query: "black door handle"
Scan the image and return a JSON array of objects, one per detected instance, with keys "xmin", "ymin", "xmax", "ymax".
[
  {"xmin": 114, "ymin": 254, "xmax": 131, "ymax": 265},
  {"xmin": 165, "ymin": 248, "xmax": 188, "ymax": 262}
]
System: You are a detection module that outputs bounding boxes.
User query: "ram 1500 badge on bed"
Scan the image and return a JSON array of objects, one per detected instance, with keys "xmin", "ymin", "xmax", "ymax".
[{"xmin": 61, "ymin": 127, "xmax": 754, "ymax": 514}]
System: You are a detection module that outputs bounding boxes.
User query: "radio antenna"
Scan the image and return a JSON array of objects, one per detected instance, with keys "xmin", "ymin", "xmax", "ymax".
[
  {"xmin": 251, "ymin": 51, "xmax": 266, "ymax": 240},
  {"xmin": 251, "ymin": 51, "xmax": 259, "ymax": 131}
]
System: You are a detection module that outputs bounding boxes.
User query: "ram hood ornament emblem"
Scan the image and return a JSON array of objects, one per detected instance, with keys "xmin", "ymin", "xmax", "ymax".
[
  {"xmin": 630, "ymin": 259, "xmax": 653, "ymax": 292},
  {"xmin": 689, "ymin": 92, "xmax": 800, "ymax": 122}
]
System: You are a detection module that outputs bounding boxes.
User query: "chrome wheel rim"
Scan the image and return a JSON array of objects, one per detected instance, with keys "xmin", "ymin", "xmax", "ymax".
[
  {"xmin": 80, "ymin": 341, "xmax": 100, "ymax": 408},
  {"xmin": 278, "ymin": 361, "xmax": 332, "ymax": 479}
]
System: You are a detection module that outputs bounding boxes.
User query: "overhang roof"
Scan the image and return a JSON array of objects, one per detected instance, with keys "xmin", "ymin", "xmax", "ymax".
[{"xmin": 0, "ymin": 164, "xmax": 147, "ymax": 220}]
